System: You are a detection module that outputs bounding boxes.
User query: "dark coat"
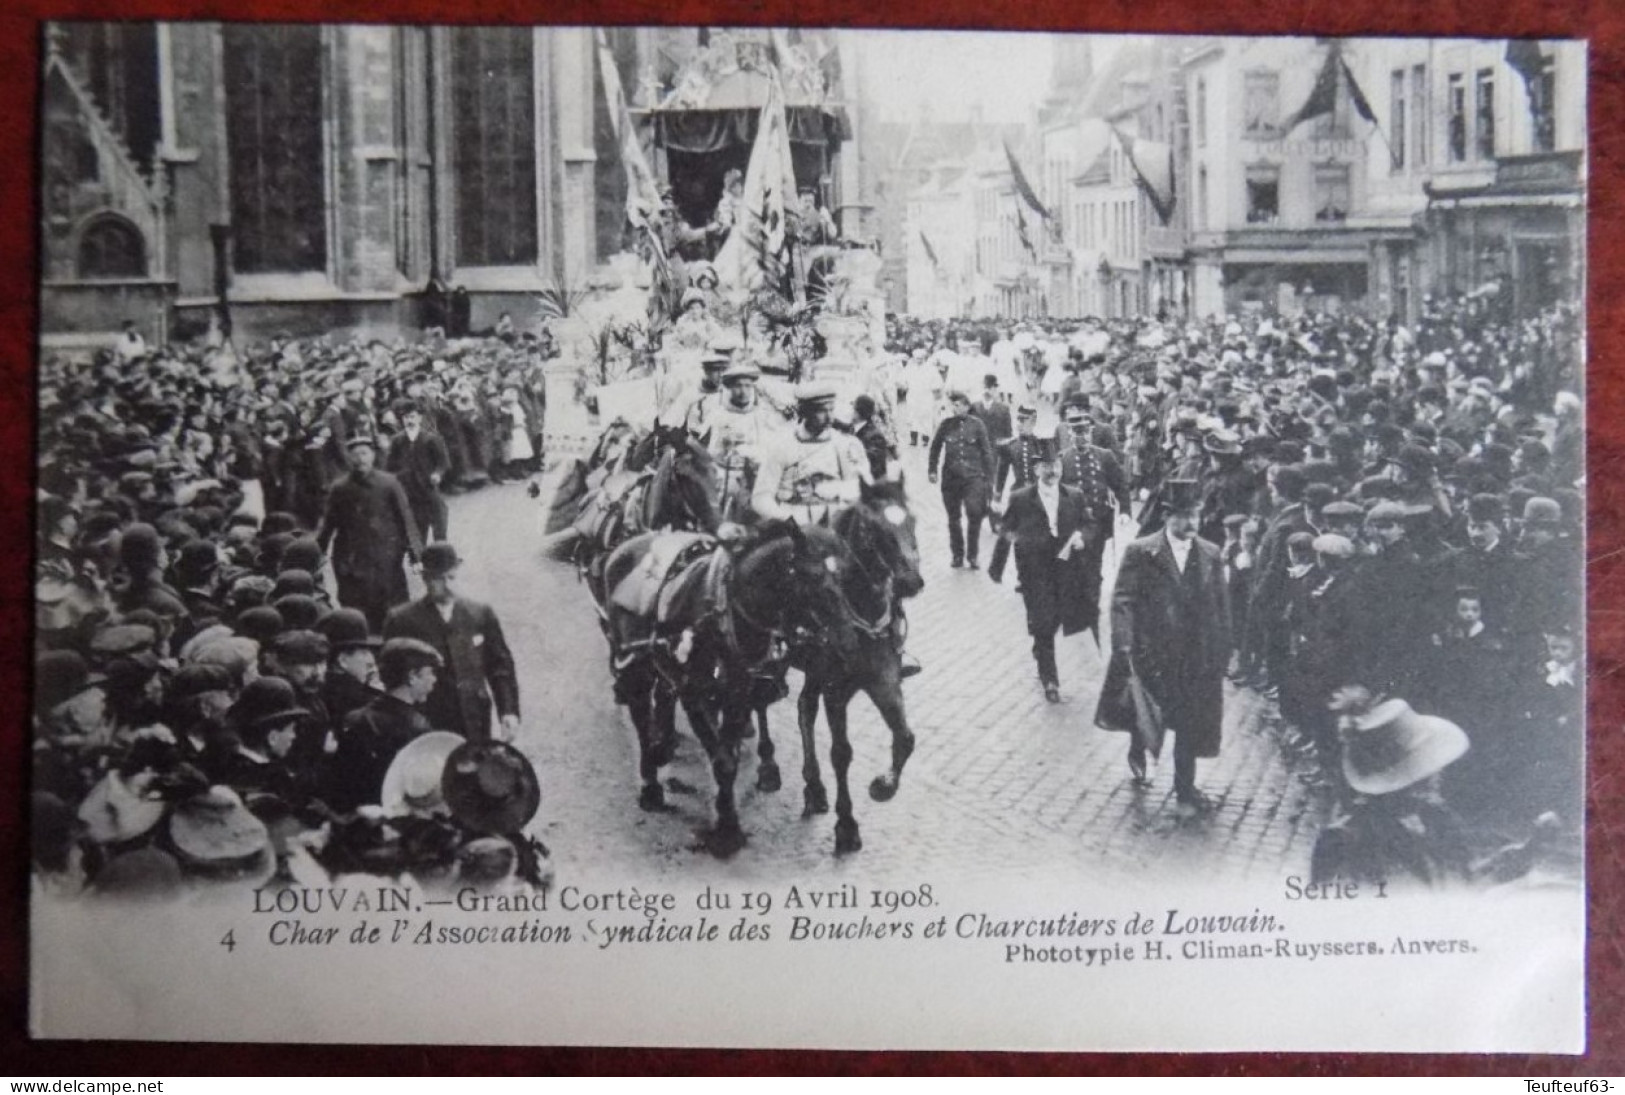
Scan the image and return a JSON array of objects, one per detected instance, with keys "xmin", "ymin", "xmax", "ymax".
[
  {"xmin": 315, "ymin": 469, "xmax": 422, "ymax": 585},
  {"xmin": 1101, "ymin": 532, "xmax": 1231, "ymax": 756},
  {"xmin": 383, "ymin": 596, "xmax": 520, "ymax": 742},
  {"xmin": 386, "ymin": 429, "xmax": 450, "ymax": 504},
  {"xmin": 1004, "ymin": 483, "xmax": 1098, "ymax": 638},
  {"xmin": 928, "ymin": 413, "xmax": 995, "ymax": 483},
  {"xmin": 327, "ymin": 692, "xmax": 434, "ymax": 812},
  {"xmin": 971, "ymin": 398, "xmax": 1013, "ymax": 447}
]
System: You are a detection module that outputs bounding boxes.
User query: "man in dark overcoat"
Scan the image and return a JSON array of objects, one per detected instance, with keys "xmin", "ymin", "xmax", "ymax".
[
  {"xmin": 383, "ymin": 542, "xmax": 520, "ymax": 744},
  {"xmin": 316, "ymin": 434, "xmax": 423, "ymax": 632},
  {"xmin": 1098, "ymin": 479, "xmax": 1232, "ymax": 816},
  {"xmin": 1000, "ymin": 433, "xmax": 1095, "ymax": 702},
  {"xmin": 386, "ymin": 402, "xmax": 451, "ymax": 543}
]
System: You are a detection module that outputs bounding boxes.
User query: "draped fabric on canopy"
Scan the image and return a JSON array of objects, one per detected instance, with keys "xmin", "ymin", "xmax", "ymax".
[{"xmin": 651, "ymin": 106, "xmax": 851, "ymax": 154}]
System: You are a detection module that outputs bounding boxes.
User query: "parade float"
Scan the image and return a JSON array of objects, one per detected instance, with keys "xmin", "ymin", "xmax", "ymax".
[{"xmin": 543, "ymin": 28, "xmax": 891, "ymax": 448}]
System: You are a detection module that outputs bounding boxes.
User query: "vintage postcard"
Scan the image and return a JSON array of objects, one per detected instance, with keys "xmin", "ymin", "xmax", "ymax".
[{"xmin": 29, "ymin": 24, "xmax": 1585, "ymax": 1051}]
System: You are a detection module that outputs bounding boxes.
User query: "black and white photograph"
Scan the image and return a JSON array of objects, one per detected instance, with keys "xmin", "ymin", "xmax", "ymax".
[{"xmin": 30, "ymin": 23, "xmax": 1587, "ymax": 1051}]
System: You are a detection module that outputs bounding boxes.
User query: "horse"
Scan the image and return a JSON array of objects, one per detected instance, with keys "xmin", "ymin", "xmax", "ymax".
[
  {"xmin": 560, "ymin": 423, "xmax": 721, "ymax": 597},
  {"xmin": 600, "ymin": 519, "xmax": 854, "ymax": 856},
  {"xmin": 776, "ymin": 477, "xmax": 926, "ymax": 854}
]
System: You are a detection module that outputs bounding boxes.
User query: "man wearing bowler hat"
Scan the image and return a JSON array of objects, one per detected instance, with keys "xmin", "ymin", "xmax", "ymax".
[
  {"xmin": 384, "ymin": 542, "xmax": 520, "ymax": 744},
  {"xmin": 316, "ymin": 432, "xmax": 422, "ymax": 632},
  {"xmin": 1098, "ymin": 479, "xmax": 1232, "ymax": 818}
]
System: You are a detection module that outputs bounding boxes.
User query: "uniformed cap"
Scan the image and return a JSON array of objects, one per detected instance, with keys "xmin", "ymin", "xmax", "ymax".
[
  {"xmin": 272, "ymin": 629, "xmax": 330, "ymax": 666},
  {"xmin": 720, "ymin": 359, "xmax": 761, "ymax": 383},
  {"xmin": 795, "ymin": 381, "xmax": 839, "ymax": 407},
  {"xmin": 1015, "ymin": 402, "xmax": 1038, "ymax": 419}
]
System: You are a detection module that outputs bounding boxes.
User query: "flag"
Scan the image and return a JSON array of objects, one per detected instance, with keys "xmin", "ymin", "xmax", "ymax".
[
  {"xmin": 1506, "ymin": 38, "xmax": 1549, "ymax": 114},
  {"xmin": 1114, "ymin": 129, "xmax": 1176, "ymax": 226},
  {"xmin": 1003, "ymin": 141, "xmax": 1054, "ymax": 222},
  {"xmin": 919, "ymin": 230, "xmax": 940, "ymax": 269},
  {"xmin": 1338, "ymin": 55, "xmax": 1379, "ymax": 125},
  {"xmin": 595, "ymin": 29, "xmax": 661, "ymax": 229},
  {"xmin": 715, "ymin": 67, "xmax": 797, "ymax": 295},
  {"xmin": 1282, "ymin": 43, "xmax": 1342, "ymax": 133},
  {"xmin": 1506, "ymin": 38, "xmax": 1547, "ymax": 86},
  {"xmin": 1016, "ymin": 205, "xmax": 1037, "ymax": 258}
]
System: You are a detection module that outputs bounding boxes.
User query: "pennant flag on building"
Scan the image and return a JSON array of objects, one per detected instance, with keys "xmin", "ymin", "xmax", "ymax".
[
  {"xmin": 1114, "ymin": 128, "xmax": 1177, "ymax": 226},
  {"xmin": 919, "ymin": 230, "xmax": 940, "ymax": 269},
  {"xmin": 1016, "ymin": 204, "xmax": 1037, "ymax": 258},
  {"xmin": 1003, "ymin": 140, "xmax": 1055, "ymax": 222},
  {"xmin": 1505, "ymin": 38, "xmax": 1548, "ymax": 114},
  {"xmin": 1339, "ymin": 54, "xmax": 1379, "ymax": 126},
  {"xmin": 715, "ymin": 67, "xmax": 797, "ymax": 296}
]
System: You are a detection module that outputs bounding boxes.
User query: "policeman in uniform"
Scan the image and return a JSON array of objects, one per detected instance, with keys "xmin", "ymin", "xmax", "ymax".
[
  {"xmin": 988, "ymin": 402, "xmax": 1043, "ymax": 584},
  {"xmin": 927, "ymin": 390, "xmax": 996, "ymax": 569},
  {"xmin": 705, "ymin": 358, "xmax": 787, "ymax": 526}
]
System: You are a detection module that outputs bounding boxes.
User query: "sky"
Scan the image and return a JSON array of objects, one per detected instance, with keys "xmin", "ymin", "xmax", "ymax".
[{"xmin": 849, "ymin": 31, "xmax": 1124, "ymax": 124}]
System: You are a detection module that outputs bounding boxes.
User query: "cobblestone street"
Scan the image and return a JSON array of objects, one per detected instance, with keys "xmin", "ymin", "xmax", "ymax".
[{"xmin": 450, "ymin": 444, "xmax": 1332, "ymax": 890}]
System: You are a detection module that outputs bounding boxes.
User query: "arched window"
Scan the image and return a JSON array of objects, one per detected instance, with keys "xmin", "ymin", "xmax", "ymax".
[
  {"xmin": 76, "ymin": 213, "xmax": 146, "ymax": 279},
  {"xmin": 450, "ymin": 27, "xmax": 539, "ymax": 267}
]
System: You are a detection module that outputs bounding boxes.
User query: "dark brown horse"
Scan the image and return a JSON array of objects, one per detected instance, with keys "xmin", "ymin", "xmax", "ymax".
[
  {"xmin": 601, "ymin": 520, "xmax": 853, "ymax": 856},
  {"xmin": 780, "ymin": 477, "xmax": 925, "ymax": 854}
]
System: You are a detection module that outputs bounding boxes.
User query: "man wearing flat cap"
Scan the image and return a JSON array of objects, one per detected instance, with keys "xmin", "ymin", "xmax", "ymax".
[
  {"xmin": 384, "ymin": 542, "xmax": 520, "ymax": 743},
  {"xmin": 329, "ymin": 637, "xmax": 443, "ymax": 812},
  {"xmin": 316, "ymin": 431, "xmax": 422, "ymax": 632}
]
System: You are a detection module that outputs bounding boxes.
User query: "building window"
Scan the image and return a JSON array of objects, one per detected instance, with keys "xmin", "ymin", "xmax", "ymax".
[
  {"xmin": 1390, "ymin": 69, "xmax": 1407, "ymax": 172},
  {"xmin": 1411, "ymin": 64, "xmax": 1429, "ymax": 166},
  {"xmin": 1244, "ymin": 71, "xmax": 1280, "ymax": 137},
  {"xmin": 1196, "ymin": 166, "xmax": 1209, "ymax": 230},
  {"xmin": 1448, "ymin": 73, "xmax": 1468, "ymax": 162},
  {"xmin": 1314, "ymin": 164, "xmax": 1351, "ymax": 222},
  {"xmin": 223, "ymin": 25, "xmax": 328, "ymax": 275},
  {"xmin": 77, "ymin": 213, "xmax": 146, "ymax": 279},
  {"xmin": 1195, "ymin": 77, "xmax": 1207, "ymax": 148},
  {"xmin": 1245, "ymin": 165, "xmax": 1279, "ymax": 224},
  {"xmin": 1531, "ymin": 55, "xmax": 1558, "ymax": 153},
  {"xmin": 1475, "ymin": 68, "xmax": 1496, "ymax": 160},
  {"xmin": 450, "ymin": 27, "xmax": 538, "ymax": 267}
]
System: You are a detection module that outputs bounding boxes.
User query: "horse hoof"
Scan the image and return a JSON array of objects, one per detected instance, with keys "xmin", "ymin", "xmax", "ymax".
[
  {"xmin": 756, "ymin": 763, "xmax": 782, "ymax": 793},
  {"xmin": 638, "ymin": 784, "xmax": 666, "ymax": 812},
  {"xmin": 706, "ymin": 825, "xmax": 747, "ymax": 859},
  {"xmin": 834, "ymin": 820, "xmax": 863, "ymax": 855},
  {"xmin": 803, "ymin": 784, "xmax": 830, "ymax": 816},
  {"xmin": 869, "ymin": 775, "xmax": 900, "ymax": 803}
]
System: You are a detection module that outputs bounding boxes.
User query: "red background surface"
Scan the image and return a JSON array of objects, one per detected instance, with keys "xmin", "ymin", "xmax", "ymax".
[{"xmin": 1, "ymin": 0, "xmax": 1619, "ymax": 1075}]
